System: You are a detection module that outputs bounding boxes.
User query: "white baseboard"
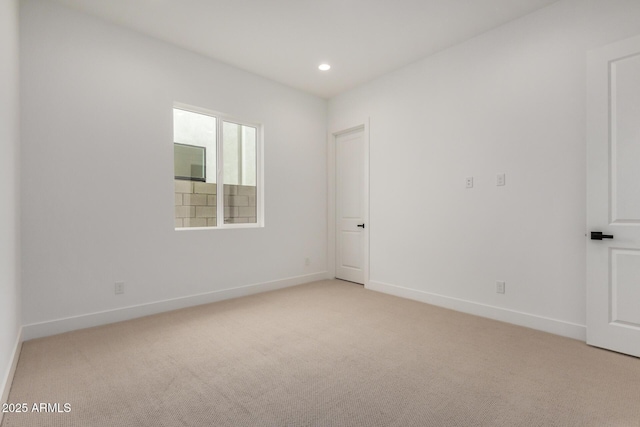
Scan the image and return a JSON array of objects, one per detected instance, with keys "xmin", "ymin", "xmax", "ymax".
[
  {"xmin": 1, "ymin": 327, "xmax": 23, "ymax": 426},
  {"xmin": 23, "ymin": 272, "xmax": 330, "ymax": 341},
  {"xmin": 367, "ymin": 280, "xmax": 586, "ymax": 341}
]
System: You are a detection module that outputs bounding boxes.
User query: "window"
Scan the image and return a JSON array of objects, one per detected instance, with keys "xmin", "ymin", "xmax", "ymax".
[{"xmin": 173, "ymin": 105, "xmax": 262, "ymax": 229}]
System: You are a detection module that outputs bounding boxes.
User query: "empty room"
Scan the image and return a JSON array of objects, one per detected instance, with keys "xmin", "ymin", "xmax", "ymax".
[{"xmin": 2, "ymin": 0, "xmax": 640, "ymax": 425}]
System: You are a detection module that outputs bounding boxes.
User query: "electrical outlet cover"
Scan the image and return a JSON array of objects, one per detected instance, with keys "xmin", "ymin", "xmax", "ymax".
[
  {"xmin": 115, "ymin": 282, "xmax": 125, "ymax": 295},
  {"xmin": 465, "ymin": 177, "xmax": 474, "ymax": 188}
]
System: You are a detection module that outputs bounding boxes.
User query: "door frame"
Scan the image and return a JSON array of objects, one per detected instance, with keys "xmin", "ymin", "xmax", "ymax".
[{"xmin": 328, "ymin": 118, "xmax": 370, "ymax": 286}]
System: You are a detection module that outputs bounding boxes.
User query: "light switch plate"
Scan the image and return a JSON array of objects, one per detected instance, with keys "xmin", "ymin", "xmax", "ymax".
[{"xmin": 496, "ymin": 173, "xmax": 506, "ymax": 186}]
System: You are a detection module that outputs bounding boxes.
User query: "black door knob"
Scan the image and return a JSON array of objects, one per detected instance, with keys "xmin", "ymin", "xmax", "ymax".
[
  {"xmin": 591, "ymin": 231, "xmax": 613, "ymax": 240},
  {"xmin": 357, "ymin": 224, "xmax": 365, "ymax": 228}
]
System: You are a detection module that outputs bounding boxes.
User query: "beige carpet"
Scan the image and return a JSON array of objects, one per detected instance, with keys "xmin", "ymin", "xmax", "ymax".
[{"xmin": 3, "ymin": 280, "xmax": 640, "ymax": 427}]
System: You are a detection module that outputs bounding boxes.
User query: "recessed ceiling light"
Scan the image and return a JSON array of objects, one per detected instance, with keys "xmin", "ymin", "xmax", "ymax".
[{"xmin": 318, "ymin": 63, "xmax": 331, "ymax": 71}]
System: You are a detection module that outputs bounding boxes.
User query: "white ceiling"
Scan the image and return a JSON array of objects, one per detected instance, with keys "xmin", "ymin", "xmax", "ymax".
[{"xmin": 52, "ymin": 0, "xmax": 559, "ymax": 99}]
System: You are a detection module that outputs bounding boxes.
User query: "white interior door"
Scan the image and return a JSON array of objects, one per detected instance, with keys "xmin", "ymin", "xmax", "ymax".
[
  {"xmin": 587, "ymin": 34, "xmax": 640, "ymax": 357},
  {"xmin": 336, "ymin": 127, "xmax": 366, "ymax": 284}
]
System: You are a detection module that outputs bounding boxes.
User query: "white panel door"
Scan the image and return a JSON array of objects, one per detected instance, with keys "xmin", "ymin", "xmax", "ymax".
[
  {"xmin": 336, "ymin": 128, "xmax": 365, "ymax": 284},
  {"xmin": 587, "ymin": 34, "xmax": 640, "ymax": 357}
]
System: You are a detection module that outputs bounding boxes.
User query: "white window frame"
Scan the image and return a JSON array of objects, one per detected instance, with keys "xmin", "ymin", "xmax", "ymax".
[{"xmin": 174, "ymin": 102, "xmax": 264, "ymax": 230}]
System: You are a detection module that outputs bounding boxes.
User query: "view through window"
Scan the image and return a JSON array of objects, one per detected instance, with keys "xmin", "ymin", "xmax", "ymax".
[{"xmin": 174, "ymin": 107, "xmax": 260, "ymax": 228}]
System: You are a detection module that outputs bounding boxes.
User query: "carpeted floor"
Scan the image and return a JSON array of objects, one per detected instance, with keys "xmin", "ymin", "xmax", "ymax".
[{"xmin": 3, "ymin": 280, "xmax": 640, "ymax": 426}]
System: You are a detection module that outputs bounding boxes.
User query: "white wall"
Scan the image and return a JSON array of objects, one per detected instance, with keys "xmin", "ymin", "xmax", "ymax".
[
  {"xmin": 329, "ymin": 0, "xmax": 640, "ymax": 338},
  {"xmin": 20, "ymin": 0, "xmax": 328, "ymax": 337},
  {"xmin": 0, "ymin": 0, "xmax": 22, "ymax": 408}
]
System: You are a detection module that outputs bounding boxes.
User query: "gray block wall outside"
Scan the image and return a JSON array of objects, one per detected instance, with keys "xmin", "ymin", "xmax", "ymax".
[{"xmin": 174, "ymin": 180, "xmax": 257, "ymax": 227}]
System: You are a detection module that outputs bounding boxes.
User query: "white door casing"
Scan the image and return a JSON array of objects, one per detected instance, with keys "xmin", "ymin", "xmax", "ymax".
[
  {"xmin": 335, "ymin": 127, "xmax": 367, "ymax": 284},
  {"xmin": 586, "ymin": 34, "xmax": 640, "ymax": 357}
]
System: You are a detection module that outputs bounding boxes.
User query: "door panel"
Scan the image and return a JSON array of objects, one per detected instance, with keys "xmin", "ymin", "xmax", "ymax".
[
  {"xmin": 587, "ymin": 35, "xmax": 640, "ymax": 357},
  {"xmin": 341, "ymin": 231, "xmax": 363, "ymax": 270},
  {"xmin": 336, "ymin": 128, "xmax": 365, "ymax": 284},
  {"xmin": 610, "ymin": 249, "xmax": 640, "ymax": 327},
  {"xmin": 611, "ymin": 54, "xmax": 640, "ymax": 223}
]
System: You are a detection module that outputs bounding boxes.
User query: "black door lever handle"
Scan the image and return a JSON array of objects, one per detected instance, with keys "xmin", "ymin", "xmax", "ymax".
[
  {"xmin": 357, "ymin": 224, "xmax": 365, "ymax": 228},
  {"xmin": 591, "ymin": 231, "xmax": 613, "ymax": 240}
]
